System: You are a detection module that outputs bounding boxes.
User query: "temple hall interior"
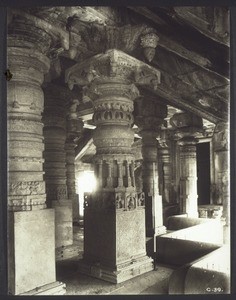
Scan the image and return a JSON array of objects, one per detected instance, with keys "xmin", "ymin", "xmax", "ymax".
[{"xmin": 4, "ymin": 5, "xmax": 230, "ymax": 295}]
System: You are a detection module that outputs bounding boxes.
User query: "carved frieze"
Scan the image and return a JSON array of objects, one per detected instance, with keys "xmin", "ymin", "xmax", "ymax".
[{"xmin": 85, "ymin": 190, "xmax": 144, "ymax": 211}]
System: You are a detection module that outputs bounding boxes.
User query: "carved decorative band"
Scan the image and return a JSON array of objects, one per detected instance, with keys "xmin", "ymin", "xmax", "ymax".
[
  {"xmin": 8, "ymin": 119, "xmax": 43, "ymax": 135},
  {"xmin": 94, "ymin": 110, "xmax": 133, "ymax": 125},
  {"xmin": 84, "ymin": 191, "xmax": 145, "ymax": 211},
  {"xmin": 8, "ymin": 181, "xmax": 45, "ymax": 196},
  {"xmin": 8, "ymin": 195, "xmax": 46, "ymax": 211}
]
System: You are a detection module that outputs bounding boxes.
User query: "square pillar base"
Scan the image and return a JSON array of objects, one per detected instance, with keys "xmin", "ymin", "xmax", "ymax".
[
  {"xmin": 19, "ymin": 281, "xmax": 66, "ymax": 295},
  {"xmin": 78, "ymin": 256, "xmax": 154, "ymax": 284},
  {"xmin": 8, "ymin": 209, "xmax": 57, "ymax": 295}
]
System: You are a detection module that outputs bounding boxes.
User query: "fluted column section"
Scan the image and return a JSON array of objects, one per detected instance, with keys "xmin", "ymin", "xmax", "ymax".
[
  {"xmin": 135, "ymin": 97, "xmax": 167, "ymax": 237},
  {"xmin": 65, "ymin": 49, "xmax": 161, "ymax": 283},
  {"xmin": 171, "ymin": 112, "xmax": 203, "ymax": 218}
]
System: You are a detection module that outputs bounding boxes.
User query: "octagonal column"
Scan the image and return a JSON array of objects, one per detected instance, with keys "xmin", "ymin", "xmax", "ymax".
[
  {"xmin": 171, "ymin": 113, "xmax": 203, "ymax": 218},
  {"xmin": 65, "ymin": 49, "xmax": 161, "ymax": 283},
  {"xmin": 135, "ymin": 98, "xmax": 167, "ymax": 237},
  {"xmin": 7, "ymin": 17, "xmax": 66, "ymax": 294}
]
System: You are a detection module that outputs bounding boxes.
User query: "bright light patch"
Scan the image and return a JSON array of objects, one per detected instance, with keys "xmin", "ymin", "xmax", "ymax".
[{"xmin": 77, "ymin": 171, "xmax": 96, "ymax": 217}]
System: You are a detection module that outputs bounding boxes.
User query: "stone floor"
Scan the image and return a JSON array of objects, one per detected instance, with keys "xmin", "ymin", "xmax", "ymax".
[{"xmin": 56, "ymin": 226, "xmax": 176, "ymax": 295}]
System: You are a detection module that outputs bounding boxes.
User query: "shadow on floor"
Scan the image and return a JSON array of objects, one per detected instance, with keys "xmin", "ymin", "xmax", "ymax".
[{"xmin": 56, "ymin": 257, "xmax": 175, "ymax": 295}]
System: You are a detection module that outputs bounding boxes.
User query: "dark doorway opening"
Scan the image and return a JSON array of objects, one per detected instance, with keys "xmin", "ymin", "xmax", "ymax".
[{"xmin": 196, "ymin": 142, "xmax": 211, "ymax": 205}]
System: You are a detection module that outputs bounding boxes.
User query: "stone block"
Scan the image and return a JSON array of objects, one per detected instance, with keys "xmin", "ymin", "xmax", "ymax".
[
  {"xmin": 82, "ymin": 207, "xmax": 153, "ymax": 283},
  {"xmin": 169, "ymin": 246, "xmax": 230, "ymax": 294},
  {"xmin": 8, "ymin": 209, "xmax": 56, "ymax": 295},
  {"xmin": 156, "ymin": 220, "xmax": 223, "ymax": 265},
  {"xmin": 167, "ymin": 215, "xmax": 212, "ymax": 231}
]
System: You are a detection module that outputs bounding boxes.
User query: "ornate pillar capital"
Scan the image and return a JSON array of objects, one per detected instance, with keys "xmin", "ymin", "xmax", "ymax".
[
  {"xmin": 65, "ymin": 49, "xmax": 161, "ymax": 90},
  {"xmin": 170, "ymin": 112, "xmax": 203, "ymax": 145}
]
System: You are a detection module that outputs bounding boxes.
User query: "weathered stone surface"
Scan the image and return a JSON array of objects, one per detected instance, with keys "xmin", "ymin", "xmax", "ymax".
[{"xmin": 8, "ymin": 209, "xmax": 56, "ymax": 295}]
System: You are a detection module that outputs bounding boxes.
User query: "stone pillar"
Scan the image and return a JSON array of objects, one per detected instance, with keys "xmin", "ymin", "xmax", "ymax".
[
  {"xmin": 158, "ymin": 130, "xmax": 174, "ymax": 205},
  {"xmin": 212, "ymin": 122, "xmax": 230, "ymax": 243},
  {"xmin": 43, "ymin": 84, "xmax": 74, "ymax": 248},
  {"xmin": 170, "ymin": 112, "xmax": 203, "ymax": 218},
  {"xmin": 65, "ymin": 102, "xmax": 84, "ymax": 224},
  {"xmin": 65, "ymin": 49, "xmax": 161, "ymax": 283},
  {"xmin": 135, "ymin": 97, "xmax": 167, "ymax": 237},
  {"xmin": 7, "ymin": 17, "xmax": 66, "ymax": 294},
  {"xmin": 158, "ymin": 130, "xmax": 179, "ymax": 224}
]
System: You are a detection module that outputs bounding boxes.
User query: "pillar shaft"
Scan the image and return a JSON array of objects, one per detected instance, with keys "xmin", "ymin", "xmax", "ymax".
[
  {"xmin": 83, "ymin": 82, "xmax": 152, "ymax": 280},
  {"xmin": 179, "ymin": 140, "xmax": 198, "ymax": 217},
  {"xmin": 43, "ymin": 84, "xmax": 74, "ymax": 248},
  {"xmin": 65, "ymin": 49, "xmax": 161, "ymax": 283},
  {"xmin": 65, "ymin": 107, "xmax": 84, "ymax": 223},
  {"xmin": 171, "ymin": 112, "xmax": 203, "ymax": 218},
  {"xmin": 135, "ymin": 97, "xmax": 167, "ymax": 237},
  {"xmin": 212, "ymin": 122, "xmax": 229, "ymax": 243},
  {"xmin": 7, "ymin": 16, "xmax": 65, "ymax": 295}
]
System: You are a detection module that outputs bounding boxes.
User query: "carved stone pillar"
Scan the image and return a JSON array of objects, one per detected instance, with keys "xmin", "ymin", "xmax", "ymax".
[
  {"xmin": 171, "ymin": 113, "xmax": 203, "ymax": 218},
  {"xmin": 7, "ymin": 16, "xmax": 66, "ymax": 295},
  {"xmin": 158, "ymin": 130, "xmax": 174, "ymax": 205},
  {"xmin": 43, "ymin": 84, "xmax": 74, "ymax": 248},
  {"xmin": 65, "ymin": 102, "xmax": 84, "ymax": 224},
  {"xmin": 65, "ymin": 49, "xmax": 161, "ymax": 283},
  {"xmin": 212, "ymin": 122, "xmax": 229, "ymax": 243},
  {"xmin": 135, "ymin": 97, "xmax": 167, "ymax": 237}
]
